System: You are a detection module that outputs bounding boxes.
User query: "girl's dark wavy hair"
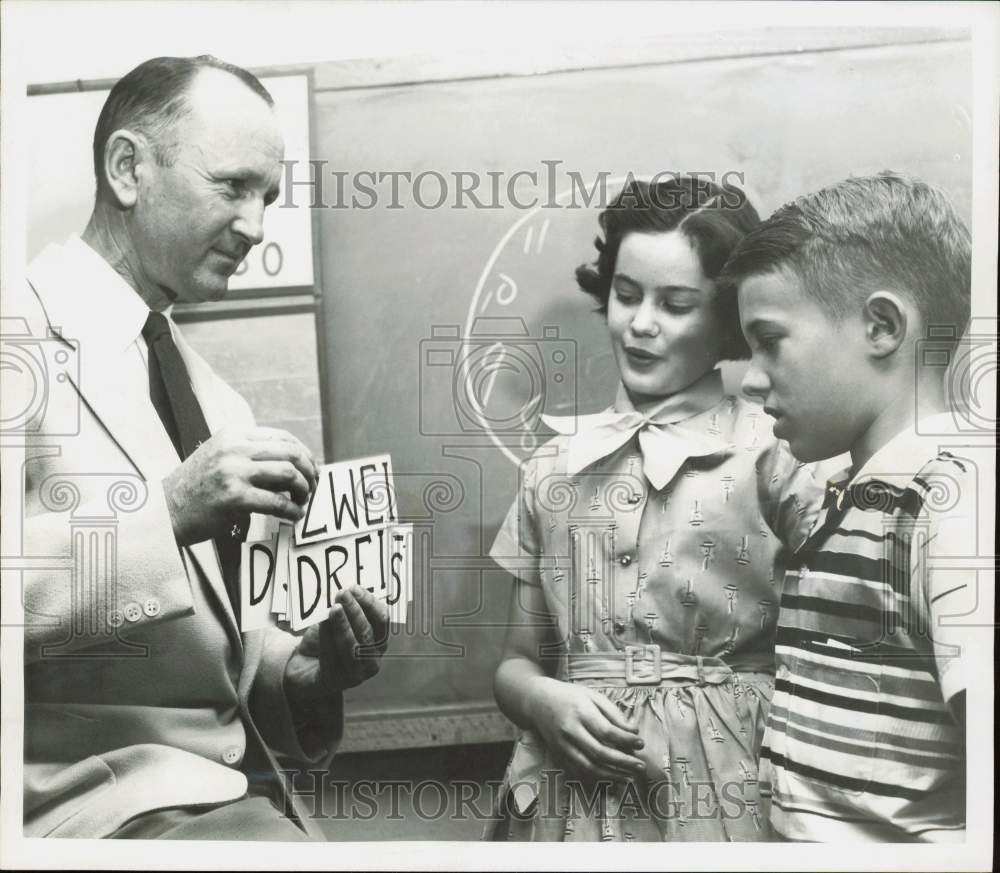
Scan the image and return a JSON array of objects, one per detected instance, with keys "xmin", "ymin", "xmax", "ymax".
[{"xmin": 575, "ymin": 176, "xmax": 760, "ymax": 360}]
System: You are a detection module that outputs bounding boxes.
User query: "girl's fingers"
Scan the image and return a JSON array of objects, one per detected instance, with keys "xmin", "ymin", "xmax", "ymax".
[
  {"xmin": 570, "ymin": 724, "xmax": 646, "ymax": 776},
  {"xmin": 587, "ymin": 690, "xmax": 640, "ymax": 735},
  {"xmin": 584, "ymin": 697, "xmax": 644, "ymax": 752}
]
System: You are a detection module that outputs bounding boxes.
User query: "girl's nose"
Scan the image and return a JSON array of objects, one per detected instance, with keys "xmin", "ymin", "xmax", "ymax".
[{"xmin": 630, "ymin": 303, "xmax": 660, "ymax": 337}]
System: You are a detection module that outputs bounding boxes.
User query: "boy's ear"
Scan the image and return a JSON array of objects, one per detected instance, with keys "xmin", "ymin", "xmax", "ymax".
[{"xmin": 862, "ymin": 291, "xmax": 908, "ymax": 359}]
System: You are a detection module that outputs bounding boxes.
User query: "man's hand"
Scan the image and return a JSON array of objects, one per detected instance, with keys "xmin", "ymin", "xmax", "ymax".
[
  {"xmin": 284, "ymin": 586, "xmax": 390, "ymax": 703},
  {"xmin": 162, "ymin": 426, "xmax": 318, "ymax": 546}
]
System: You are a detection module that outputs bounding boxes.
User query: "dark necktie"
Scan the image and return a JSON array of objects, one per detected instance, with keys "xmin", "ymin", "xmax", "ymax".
[{"xmin": 142, "ymin": 311, "xmax": 247, "ymax": 623}]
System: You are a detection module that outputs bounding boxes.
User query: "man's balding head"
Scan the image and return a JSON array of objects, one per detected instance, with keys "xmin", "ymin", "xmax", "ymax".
[
  {"xmin": 86, "ymin": 55, "xmax": 283, "ymax": 308},
  {"xmin": 92, "ymin": 55, "xmax": 273, "ymax": 200}
]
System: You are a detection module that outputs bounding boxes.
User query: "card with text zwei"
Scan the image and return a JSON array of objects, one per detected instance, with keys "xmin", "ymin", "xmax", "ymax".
[{"xmin": 294, "ymin": 454, "xmax": 396, "ymax": 547}]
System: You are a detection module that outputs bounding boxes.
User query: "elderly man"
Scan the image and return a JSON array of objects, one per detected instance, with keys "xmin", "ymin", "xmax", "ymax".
[{"xmin": 17, "ymin": 56, "xmax": 386, "ymax": 840}]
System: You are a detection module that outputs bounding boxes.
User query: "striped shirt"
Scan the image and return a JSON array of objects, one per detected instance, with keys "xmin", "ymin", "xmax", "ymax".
[{"xmin": 760, "ymin": 418, "xmax": 972, "ymax": 841}]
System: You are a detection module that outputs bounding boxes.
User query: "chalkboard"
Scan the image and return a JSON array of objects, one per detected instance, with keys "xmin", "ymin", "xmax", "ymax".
[{"xmin": 308, "ymin": 33, "xmax": 972, "ymax": 747}]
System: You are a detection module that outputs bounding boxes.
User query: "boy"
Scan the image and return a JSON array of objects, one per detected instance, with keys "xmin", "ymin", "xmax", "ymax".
[{"xmin": 721, "ymin": 172, "xmax": 976, "ymax": 841}]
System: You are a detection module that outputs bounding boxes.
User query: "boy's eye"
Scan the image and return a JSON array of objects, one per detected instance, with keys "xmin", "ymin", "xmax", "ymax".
[{"xmin": 758, "ymin": 336, "xmax": 781, "ymax": 352}]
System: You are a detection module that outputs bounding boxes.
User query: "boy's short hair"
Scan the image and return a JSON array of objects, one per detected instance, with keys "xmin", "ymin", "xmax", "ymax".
[
  {"xmin": 576, "ymin": 176, "xmax": 760, "ymax": 361},
  {"xmin": 720, "ymin": 172, "xmax": 971, "ymax": 345}
]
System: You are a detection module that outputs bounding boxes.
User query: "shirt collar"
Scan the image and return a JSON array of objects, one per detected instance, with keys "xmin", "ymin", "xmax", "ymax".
[
  {"xmin": 823, "ymin": 413, "xmax": 961, "ymax": 510},
  {"xmin": 28, "ymin": 234, "xmax": 154, "ymax": 356},
  {"xmin": 540, "ymin": 368, "xmax": 729, "ymax": 486},
  {"xmin": 543, "ymin": 368, "xmax": 725, "ymax": 437}
]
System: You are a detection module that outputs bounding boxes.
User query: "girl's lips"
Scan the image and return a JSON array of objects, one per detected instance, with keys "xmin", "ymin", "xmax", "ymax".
[{"xmin": 624, "ymin": 347, "xmax": 661, "ymax": 364}]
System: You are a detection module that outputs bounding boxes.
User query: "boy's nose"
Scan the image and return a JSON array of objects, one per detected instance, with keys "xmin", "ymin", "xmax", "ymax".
[{"xmin": 740, "ymin": 360, "xmax": 770, "ymax": 400}]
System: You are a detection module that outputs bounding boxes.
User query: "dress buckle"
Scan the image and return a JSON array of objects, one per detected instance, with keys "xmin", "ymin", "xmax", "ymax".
[{"xmin": 624, "ymin": 644, "xmax": 661, "ymax": 685}]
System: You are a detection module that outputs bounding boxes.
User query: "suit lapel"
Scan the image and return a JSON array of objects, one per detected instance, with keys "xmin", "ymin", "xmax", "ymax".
[
  {"xmin": 29, "ymin": 243, "xmax": 245, "ymax": 647},
  {"xmin": 66, "ymin": 340, "xmax": 180, "ymax": 482},
  {"xmin": 63, "ymin": 331, "xmax": 245, "ymax": 646}
]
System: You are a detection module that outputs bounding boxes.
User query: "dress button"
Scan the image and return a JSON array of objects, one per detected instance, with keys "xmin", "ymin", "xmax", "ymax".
[
  {"xmin": 123, "ymin": 602, "xmax": 143, "ymax": 622},
  {"xmin": 142, "ymin": 597, "xmax": 161, "ymax": 618},
  {"xmin": 619, "ymin": 554, "xmax": 632, "ymax": 566},
  {"xmin": 222, "ymin": 745, "xmax": 242, "ymax": 766},
  {"xmin": 108, "ymin": 610, "xmax": 125, "ymax": 629}
]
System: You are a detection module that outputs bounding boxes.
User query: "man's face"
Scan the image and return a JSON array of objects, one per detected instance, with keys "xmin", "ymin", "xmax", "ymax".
[
  {"xmin": 131, "ymin": 69, "xmax": 284, "ymax": 304},
  {"xmin": 738, "ymin": 269, "xmax": 874, "ymax": 462}
]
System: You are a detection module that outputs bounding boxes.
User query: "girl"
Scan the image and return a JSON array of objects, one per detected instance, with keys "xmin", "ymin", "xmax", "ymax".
[{"xmin": 488, "ymin": 177, "xmax": 824, "ymax": 841}]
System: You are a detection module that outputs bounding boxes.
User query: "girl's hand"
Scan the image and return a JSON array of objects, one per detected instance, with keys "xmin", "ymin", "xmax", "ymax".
[{"xmin": 526, "ymin": 676, "xmax": 646, "ymax": 782}]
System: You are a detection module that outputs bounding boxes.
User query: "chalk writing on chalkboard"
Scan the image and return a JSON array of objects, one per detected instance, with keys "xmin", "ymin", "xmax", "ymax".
[{"xmin": 463, "ymin": 178, "xmax": 638, "ymax": 465}]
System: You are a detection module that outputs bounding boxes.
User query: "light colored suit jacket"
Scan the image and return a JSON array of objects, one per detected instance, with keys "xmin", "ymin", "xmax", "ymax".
[{"xmin": 15, "ymin": 238, "xmax": 341, "ymax": 838}]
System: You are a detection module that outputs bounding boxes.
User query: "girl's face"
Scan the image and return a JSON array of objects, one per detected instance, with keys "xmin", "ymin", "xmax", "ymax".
[{"xmin": 607, "ymin": 230, "xmax": 723, "ymax": 404}]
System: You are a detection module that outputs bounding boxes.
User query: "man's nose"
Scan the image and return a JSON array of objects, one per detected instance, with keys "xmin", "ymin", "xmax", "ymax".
[
  {"xmin": 740, "ymin": 358, "xmax": 771, "ymax": 400},
  {"xmin": 232, "ymin": 196, "xmax": 267, "ymax": 246}
]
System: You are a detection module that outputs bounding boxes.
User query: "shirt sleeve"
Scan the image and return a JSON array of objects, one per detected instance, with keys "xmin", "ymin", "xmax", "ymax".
[
  {"xmin": 756, "ymin": 438, "xmax": 831, "ymax": 552},
  {"xmin": 914, "ymin": 457, "xmax": 979, "ymax": 704},
  {"xmin": 489, "ymin": 455, "xmax": 543, "ymax": 587}
]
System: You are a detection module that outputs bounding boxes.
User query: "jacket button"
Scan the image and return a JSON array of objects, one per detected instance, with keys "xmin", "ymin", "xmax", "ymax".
[
  {"xmin": 619, "ymin": 554, "xmax": 633, "ymax": 566},
  {"xmin": 123, "ymin": 602, "xmax": 142, "ymax": 622},
  {"xmin": 108, "ymin": 610, "xmax": 125, "ymax": 629},
  {"xmin": 222, "ymin": 745, "xmax": 242, "ymax": 766},
  {"xmin": 142, "ymin": 597, "xmax": 161, "ymax": 617}
]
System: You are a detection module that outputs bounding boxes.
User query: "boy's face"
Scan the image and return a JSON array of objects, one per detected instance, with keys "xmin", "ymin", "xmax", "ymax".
[{"xmin": 738, "ymin": 269, "xmax": 873, "ymax": 462}]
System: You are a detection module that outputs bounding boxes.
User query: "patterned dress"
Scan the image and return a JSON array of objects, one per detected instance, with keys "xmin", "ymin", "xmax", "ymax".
[{"xmin": 488, "ymin": 369, "xmax": 824, "ymax": 841}]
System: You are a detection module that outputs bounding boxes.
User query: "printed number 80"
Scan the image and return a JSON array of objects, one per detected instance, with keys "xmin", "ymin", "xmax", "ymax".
[{"xmin": 235, "ymin": 241, "xmax": 284, "ymax": 277}]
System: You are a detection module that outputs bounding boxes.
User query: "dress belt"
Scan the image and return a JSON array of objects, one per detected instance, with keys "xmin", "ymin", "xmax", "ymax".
[{"xmin": 567, "ymin": 646, "xmax": 774, "ymax": 686}]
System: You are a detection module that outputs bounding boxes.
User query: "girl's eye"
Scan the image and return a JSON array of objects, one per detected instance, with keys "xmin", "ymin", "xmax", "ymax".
[
  {"xmin": 614, "ymin": 290, "xmax": 640, "ymax": 305},
  {"xmin": 662, "ymin": 301, "xmax": 694, "ymax": 314}
]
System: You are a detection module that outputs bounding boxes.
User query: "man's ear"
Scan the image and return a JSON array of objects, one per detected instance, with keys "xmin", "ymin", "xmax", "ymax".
[
  {"xmin": 862, "ymin": 290, "xmax": 909, "ymax": 359},
  {"xmin": 102, "ymin": 129, "xmax": 145, "ymax": 209}
]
